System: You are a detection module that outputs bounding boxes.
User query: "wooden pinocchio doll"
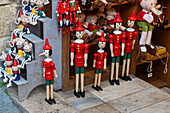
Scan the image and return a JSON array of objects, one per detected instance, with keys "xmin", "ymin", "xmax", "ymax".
[
  {"xmin": 70, "ymin": 20, "xmax": 89, "ymax": 98},
  {"xmin": 120, "ymin": 11, "xmax": 138, "ymax": 81},
  {"xmin": 92, "ymin": 32, "xmax": 107, "ymax": 91},
  {"xmin": 39, "ymin": 38, "xmax": 58, "ymax": 105},
  {"xmin": 109, "ymin": 12, "xmax": 126, "ymax": 85},
  {"xmin": 6, "ymin": 53, "xmax": 13, "ymax": 76}
]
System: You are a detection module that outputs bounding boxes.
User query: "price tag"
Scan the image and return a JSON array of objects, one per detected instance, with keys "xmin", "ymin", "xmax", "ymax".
[{"xmin": 148, "ymin": 73, "xmax": 153, "ymax": 78}]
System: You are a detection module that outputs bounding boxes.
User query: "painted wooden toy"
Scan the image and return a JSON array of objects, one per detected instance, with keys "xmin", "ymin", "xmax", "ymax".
[
  {"xmin": 120, "ymin": 11, "xmax": 138, "ymax": 81},
  {"xmin": 92, "ymin": 32, "xmax": 107, "ymax": 91},
  {"xmin": 9, "ymin": 32, "xmax": 17, "ymax": 54},
  {"xmin": 56, "ymin": 0, "xmax": 70, "ymax": 30},
  {"xmin": 136, "ymin": 0, "xmax": 162, "ymax": 59},
  {"xmin": 70, "ymin": 20, "xmax": 89, "ymax": 98},
  {"xmin": 18, "ymin": 41, "xmax": 33, "ymax": 68},
  {"xmin": 109, "ymin": 12, "xmax": 126, "ymax": 85},
  {"xmin": 10, "ymin": 38, "xmax": 26, "ymax": 58},
  {"xmin": 36, "ymin": 0, "xmax": 47, "ymax": 18},
  {"xmin": 68, "ymin": 0, "xmax": 81, "ymax": 25},
  {"xmin": 6, "ymin": 53, "xmax": 13, "ymax": 76},
  {"xmin": 39, "ymin": 38, "xmax": 58, "ymax": 105},
  {"xmin": 12, "ymin": 59, "xmax": 20, "ymax": 81}
]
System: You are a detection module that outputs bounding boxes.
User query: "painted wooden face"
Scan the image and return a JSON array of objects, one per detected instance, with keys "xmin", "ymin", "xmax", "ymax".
[
  {"xmin": 12, "ymin": 66, "xmax": 19, "ymax": 71},
  {"xmin": 36, "ymin": 0, "xmax": 44, "ymax": 8},
  {"xmin": 16, "ymin": 38, "xmax": 25, "ymax": 49},
  {"xmin": 23, "ymin": 42, "xmax": 32, "ymax": 53},
  {"xmin": 44, "ymin": 50, "xmax": 50, "ymax": 57},
  {"xmin": 98, "ymin": 41, "xmax": 106, "ymax": 49},
  {"xmin": 30, "ymin": 0, "xmax": 37, "ymax": 6},
  {"xmin": 128, "ymin": 20, "xmax": 135, "ymax": 28},
  {"xmin": 115, "ymin": 23, "xmax": 122, "ymax": 30},
  {"xmin": 76, "ymin": 31, "xmax": 84, "ymax": 39}
]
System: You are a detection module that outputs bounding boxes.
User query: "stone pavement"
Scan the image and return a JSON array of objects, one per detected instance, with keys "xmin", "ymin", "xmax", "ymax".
[
  {"xmin": 3, "ymin": 75, "xmax": 170, "ymax": 113},
  {"xmin": 0, "ymin": 80, "xmax": 20, "ymax": 113}
]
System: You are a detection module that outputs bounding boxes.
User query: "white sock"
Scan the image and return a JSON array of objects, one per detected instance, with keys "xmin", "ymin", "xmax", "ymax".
[
  {"xmin": 146, "ymin": 31, "xmax": 152, "ymax": 45},
  {"xmin": 139, "ymin": 32, "xmax": 147, "ymax": 45}
]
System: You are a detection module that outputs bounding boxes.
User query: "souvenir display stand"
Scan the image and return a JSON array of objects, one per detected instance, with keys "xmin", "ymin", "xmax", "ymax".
[
  {"xmin": 131, "ymin": 0, "xmax": 170, "ymax": 88},
  {"xmin": 1, "ymin": 0, "xmax": 62, "ymax": 101},
  {"xmin": 1, "ymin": 0, "xmax": 170, "ymax": 102}
]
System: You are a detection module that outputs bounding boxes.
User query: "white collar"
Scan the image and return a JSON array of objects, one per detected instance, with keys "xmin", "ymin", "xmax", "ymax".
[
  {"xmin": 44, "ymin": 58, "xmax": 52, "ymax": 62},
  {"xmin": 126, "ymin": 28, "xmax": 135, "ymax": 32},
  {"xmin": 75, "ymin": 39, "xmax": 84, "ymax": 44},
  {"xmin": 97, "ymin": 49, "xmax": 104, "ymax": 53},
  {"xmin": 113, "ymin": 30, "xmax": 122, "ymax": 34},
  {"xmin": 142, "ymin": 9, "xmax": 149, "ymax": 13}
]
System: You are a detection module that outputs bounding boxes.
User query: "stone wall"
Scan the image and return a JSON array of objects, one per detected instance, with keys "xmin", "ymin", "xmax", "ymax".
[{"xmin": 0, "ymin": 0, "xmax": 20, "ymax": 52}]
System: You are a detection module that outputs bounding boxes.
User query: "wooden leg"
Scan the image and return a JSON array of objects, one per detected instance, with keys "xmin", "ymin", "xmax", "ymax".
[
  {"xmin": 46, "ymin": 85, "xmax": 50, "ymax": 100},
  {"xmin": 81, "ymin": 74, "xmax": 84, "ymax": 92},
  {"xmin": 111, "ymin": 63, "xmax": 115, "ymax": 80},
  {"xmin": 94, "ymin": 74, "xmax": 98, "ymax": 87},
  {"xmin": 98, "ymin": 73, "xmax": 102, "ymax": 86},
  {"xmin": 76, "ymin": 74, "xmax": 79, "ymax": 92},
  {"xmin": 116, "ymin": 63, "xmax": 119, "ymax": 80},
  {"xmin": 122, "ymin": 60, "xmax": 126, "ymax": 77},
  {"xmin": 126, "ymin": 59, "xmax": 131, "ymax": 76},
  {"xmin": 51, "ymin": 85, "xmax": 54, "ymax": 99}
]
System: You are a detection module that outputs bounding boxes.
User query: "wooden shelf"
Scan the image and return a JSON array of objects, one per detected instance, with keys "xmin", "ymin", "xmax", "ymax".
[
  {"xmin": 136, "ymin": 53, "xmax": 168, "ymax": 66},
  {"xmin": 150, "ymin": 80, "xmax": 167, "ymax": 88},
  {"xmin": 164, "ymin": 24, "xmax": 170, "ymax": 29},
  {"xmin": 82, "ymin": 1, "xmax": 129, "ymax": 11},
  {"xmin": 109, "ymin": 1, "xmax": 129, "ymax": 6}
]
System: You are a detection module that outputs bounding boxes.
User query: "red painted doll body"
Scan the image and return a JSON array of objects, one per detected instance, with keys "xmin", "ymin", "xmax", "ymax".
[
  {"xmin": 109, "ymin": 31, "xmax": 126, "ymax": 57},
  {"xmin": 42, "ymin": 60, "xmax": 56, "ymax": 80},
  {"xmin": 71, "ymin": 42, "xmax": 89, "ymax": 67},
  {"xmin": 125, "ymin": 29, "xmax": 138, "ymax": 53},
  {"xmin": 94, "ymin": 51, "xmax": 107, "ymax": 70}
]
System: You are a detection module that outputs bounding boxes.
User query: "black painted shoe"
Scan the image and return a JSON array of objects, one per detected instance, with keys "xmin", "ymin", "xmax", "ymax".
[
  {"xmin": 74, "ymin": 90, "xmax": 80, "ymax": 98},
  {"xmin": 45, "ymin": 98, "xmax": 52, "ymax": 105},
  {"xmin": 114, "ymin": 79, "xmax": 120, "ymax": 85},
  {"xmin": 126, "ymin": 75, "xmax": 132, "ymax": 81},
  {"xmin": 119, "ymin": 75, "xmax": 128, "ymax": 81},
  {"xmin": 109, "ymin": 79, "xmax": 114, "ymax": 85},
  {"xmin": 49, "ymin": 98, "xmax": 56, "ymax": 104},
  {"xmin": 92, "ymin": 85, "xmax": 99, "ymax": 91},
  {"xmin": 97, "ymin": 86, "xmax": 103, "ymax": 91},
  {"xmin": 79, "ymin": 91, "xmax": 85, "ymax": 98}
]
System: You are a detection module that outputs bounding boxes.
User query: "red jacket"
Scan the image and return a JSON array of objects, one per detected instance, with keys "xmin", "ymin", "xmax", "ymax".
[
  {"xmin": 42, "ymin": 60, "xmax": 56, "ymax": 80},
  {"xmin": 71, "ymin": 41, "xmax": 89, "ymax": 67},
  {"xmin": 94, "ymin": 51, "xmax": 107, "ymax": 69},
  {"xmin": 109, "ymin": 31, "xmax": 126, "ymax": 56},
  {"xmin": 125, "ymin": 28, "xmax": 138, "ymax": 53}
]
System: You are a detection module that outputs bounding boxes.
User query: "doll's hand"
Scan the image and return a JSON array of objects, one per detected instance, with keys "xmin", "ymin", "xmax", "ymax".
[
  {"xmin": 43, "ymin": 73, "xmax": 45, "ymax": 78},
  {"xmin": 121, "ymin": 52, "xmax": 124, "ymax": 56},
  {"xmin": 104, "ymin": 66, "xmax": 106, "ymax": 69},
  {"xmin": 84, "ymin": 62, "xmax": 87, "ymax": 67},
  {"xmin": 12, "ymin": 77, "xmax": 16, "ymax": 80},
  {"xmin": 93, "ymin": 64, "xmax": 95, "ymax": 68},
  {"xmin": 70, "ymin": 62, "xmax": 74, "ymax": 66},
  {"xmin": 111, "ymin": 53, "xmax": 114, "ymax": 57}
]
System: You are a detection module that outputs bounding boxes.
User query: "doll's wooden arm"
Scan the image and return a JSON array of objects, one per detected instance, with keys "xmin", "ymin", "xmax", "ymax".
[
  {"xmin": 70, "ymin": 43, "xmax": 74, "ymax": 66},
  {"xmin": 104, "ymin": 52, "xmax": 107, "ymax": 69},
  {"xmin": 132, "ymin": 31, "xmax": 138, "ymax": 50},
  {"xmin": 93, "ymin": 53, "xmax": 97, "ymax": 68},
  {"xmin": 53, "ymin": 70, "xmax": 58, "ymax": 78},
  {"xmin": 84, "ymin": 44, "xmax": 89, "ymax": 67},
  {"xmin": 121, "ymin": 32, "xmax": 126, "ymax": 56},
  {"xmin": 43, "ymin": 68, "xmax": 45, "ymax": 77},
  {"xmin": 109, "ymin": 34, "xmax": 114, "ymax": 57}
]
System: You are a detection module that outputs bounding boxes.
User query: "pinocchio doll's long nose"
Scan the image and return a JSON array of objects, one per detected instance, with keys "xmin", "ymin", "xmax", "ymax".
[{"xmin": 38, "ymin": 52, "xmax": 45, "ymax": 56}]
